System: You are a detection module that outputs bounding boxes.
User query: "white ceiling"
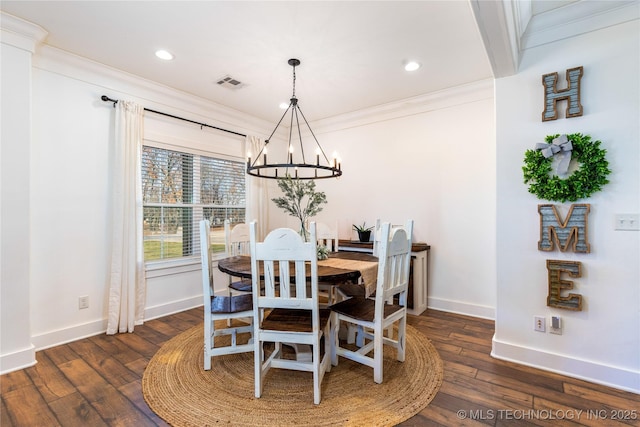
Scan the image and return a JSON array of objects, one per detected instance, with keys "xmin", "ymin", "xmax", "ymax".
[{"xmin": 1, "ymin": 0, "xmax": 631, "ymax": 123}]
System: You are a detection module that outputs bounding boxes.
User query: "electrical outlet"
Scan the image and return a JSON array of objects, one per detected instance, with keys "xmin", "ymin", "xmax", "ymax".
[
  {"xmin": 534, "ymin": 316, "xmax": 545, "ymax": 332},
  {"xmin": 615, "ymin": 213, "xmax": 640, "ymax": 231},
  {"xmin": 78, "ymin": 296, "xmax": 89, "ymax": 309},
  {"xmin": 550, "ymin": 315, "xmax": 562, "ymax": 335}
]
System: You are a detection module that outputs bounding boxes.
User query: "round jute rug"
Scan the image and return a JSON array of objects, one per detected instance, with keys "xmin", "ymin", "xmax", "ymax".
[{"xmin": 142, "ymin": 323, "xmax": 442, "ymax": 426}]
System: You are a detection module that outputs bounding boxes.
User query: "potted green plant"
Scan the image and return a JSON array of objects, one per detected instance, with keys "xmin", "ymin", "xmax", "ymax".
[
  {"xmin": 353, "ymin": 222, "xmax": 374, "ymax": 242},
  {"xmin": 271, "ymin": 175, "xmax": 327, "ymax": 242}
]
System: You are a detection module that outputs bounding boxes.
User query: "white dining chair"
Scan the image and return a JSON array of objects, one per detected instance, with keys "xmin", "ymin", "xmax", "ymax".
[
  {"xmin": 329, "ymin": 220, "xmax": 413, "ymax": 383},
  {"xmin": 200, "ymin": 220, "xmax": 254, "ymax": 370},
  {"xmin": 315, "ymin": 221, "xmax": 339, "ymax": 252},
  {"xmin": 249, "ymin": 221, "xmax": 331, "ymax": 404},
  {"xmin": 315, "ymin": 221, "xmax": 339, "ymax": 306},
  {"xmin": 224, "ymin": 219, "xmax": 252, "ymax": 294}
]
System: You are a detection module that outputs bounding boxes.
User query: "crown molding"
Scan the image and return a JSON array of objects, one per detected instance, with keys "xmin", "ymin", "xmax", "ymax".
[
  {"xmin": 469, "ymin": 0, "xmax": 520, "ymax": 78},
  {"xmin": 0, "ymin": 11, "xmax": 48, "ymax": 53},
  {"xmin": 310, "ymin": 78, "xmax": 494, "ymax": 135},
  {"xmin": 32, "ymin": 44, "xmax": 494, "ymax": 141},
  {"xmin": 521, "ymin": 0, "xmax": 639, "ymax": 50},
  {"xmin": 32, "ymin": 45, "xmax": 274, "ymax": 138}
]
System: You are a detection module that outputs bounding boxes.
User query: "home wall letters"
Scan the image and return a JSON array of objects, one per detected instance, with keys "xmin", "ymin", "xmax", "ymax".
[
  {"xmin": 538, "ymin": 204, "xmax": 590, "ymax": 253},
  {"xmin": 546, "ymin": 260, "xmax": 583, "ymax": 311},
  {"xmin": 542, "ymin": 66, "xmax": 583, "ymax": 121}
]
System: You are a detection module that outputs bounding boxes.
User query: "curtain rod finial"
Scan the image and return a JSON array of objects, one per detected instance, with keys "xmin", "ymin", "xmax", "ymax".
[{"xmin": 101, "ymin": 95, "xmax": 117, "ymax": 107}]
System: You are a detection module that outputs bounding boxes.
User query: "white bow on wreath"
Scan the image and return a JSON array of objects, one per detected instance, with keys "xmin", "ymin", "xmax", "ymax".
[{"xmin": 535, "ymin": 134, "xmax": 573, "ymax": 175}]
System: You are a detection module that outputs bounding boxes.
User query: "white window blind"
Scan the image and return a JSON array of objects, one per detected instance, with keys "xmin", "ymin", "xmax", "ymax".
[{"xmin": 142, "ymin": 145, "xmax": 246, "ymax": 262}]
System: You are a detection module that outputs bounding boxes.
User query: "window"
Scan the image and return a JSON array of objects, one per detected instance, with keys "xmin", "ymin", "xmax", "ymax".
[{"xmin": 142, "ymin": 145, "xmax": 245, "ymax": 262}]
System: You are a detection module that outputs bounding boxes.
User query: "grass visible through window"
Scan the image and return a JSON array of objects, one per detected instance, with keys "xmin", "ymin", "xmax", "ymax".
[{"xmin": 144, "ymin": 242, "xmax": 225, "ymax": 261}]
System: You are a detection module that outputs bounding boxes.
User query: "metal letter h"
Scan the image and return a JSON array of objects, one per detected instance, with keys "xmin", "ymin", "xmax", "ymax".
[{"xmin": 541, "ymin": 66, "xmax": 583, "ymax": 121}]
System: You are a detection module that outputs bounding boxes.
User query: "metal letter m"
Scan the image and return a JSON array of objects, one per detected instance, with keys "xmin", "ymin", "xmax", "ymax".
[
  {"xmin": 538, "ymin": 204, "xmax": 590, "ymax": 253},
  {"xmin": 542, "ymin": 66, "xmax": 583, "ymax": 121}
]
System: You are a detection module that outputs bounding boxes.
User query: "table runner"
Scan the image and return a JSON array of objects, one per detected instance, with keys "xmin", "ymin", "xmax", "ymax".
[{"xmin": 319, "ymin": 258, "xmax": 378, "ymax": 296}]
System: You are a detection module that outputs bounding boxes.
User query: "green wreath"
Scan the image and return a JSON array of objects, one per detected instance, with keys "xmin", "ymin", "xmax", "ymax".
[{"xmin": 522, "ymin": 133, "xmax": 611, "ymax": 202}]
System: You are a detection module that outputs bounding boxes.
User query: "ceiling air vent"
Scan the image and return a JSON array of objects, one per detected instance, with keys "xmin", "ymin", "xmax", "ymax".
[{"xmin": 216, "ymin": 75, "xmax": 246, "ymax": 90}]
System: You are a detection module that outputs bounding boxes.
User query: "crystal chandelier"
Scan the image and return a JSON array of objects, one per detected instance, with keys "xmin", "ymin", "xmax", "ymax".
[{"xmin": 246, "ymin": 59, "xmax": 342, "ymax": 180}]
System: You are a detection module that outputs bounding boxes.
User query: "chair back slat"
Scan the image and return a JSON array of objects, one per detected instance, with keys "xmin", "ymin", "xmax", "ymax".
[
  {"xmin": 295, "ymin": 259, "xmax": 308, "ymax": 298},
  {"xmin": 263, "ymin": 260, "xmax": 277, "ymax": 298}
]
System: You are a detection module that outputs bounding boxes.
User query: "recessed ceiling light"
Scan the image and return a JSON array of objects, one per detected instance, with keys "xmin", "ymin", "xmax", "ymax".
[
  {"xmin": 404, "ymin": 61, "xmax": 420, "ymax": 72},
  {"xmin": 155, "ymin": 50, "xmax": 174, "ymax": 60},
  {"xmin": 279, "ymin": 102, "xmax": 289, "ymax": 110}
]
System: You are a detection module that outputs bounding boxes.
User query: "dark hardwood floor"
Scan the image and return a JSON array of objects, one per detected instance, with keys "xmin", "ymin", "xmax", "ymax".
[{"xmin": 2, "ymin": 308, "xmax": 638, "ymax": 426}]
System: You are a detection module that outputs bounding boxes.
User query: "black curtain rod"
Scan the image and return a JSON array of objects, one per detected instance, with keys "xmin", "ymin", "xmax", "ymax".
[{"xmin": 100, "ymin": 95, "xmax": 247, "ymax": 138}]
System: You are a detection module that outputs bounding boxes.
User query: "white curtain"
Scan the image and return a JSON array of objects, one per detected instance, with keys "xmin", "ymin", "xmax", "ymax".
[
  {"xmin": 107, "ymin": 100, "xmax": 146, "ymax": 335},
  {"xmin": 244, "ymin": 135, "xmax": 268, "ymax": 238}
]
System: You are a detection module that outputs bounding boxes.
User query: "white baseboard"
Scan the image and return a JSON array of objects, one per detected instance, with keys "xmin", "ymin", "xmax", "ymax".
[
  {"xmin": 31, "ymin": 318, "xmax": 108, "ymax": 351},
  {"xmin": 492, "ymin": 337, "xmax": 640, "ymax": 394},
  {"xmin": 0, "ymin": 344, "xmax": 36, "ymax": 375},
  {"xmin": 28, "ymin": 295, "xmax": 203, "ymax": 355},
  {"xmin": 143, "ymin": 295, "xmax": 202, "ymax": 321},
  {"xmin": 427, "ymin": 296, "xmax": 495, "ymax": 320}
]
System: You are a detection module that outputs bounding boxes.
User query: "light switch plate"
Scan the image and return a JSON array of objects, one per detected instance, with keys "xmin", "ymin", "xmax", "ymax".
[
  {"xmin": 550, "ymin": 316, "xmax": 562, "ymax": 334},
  {"xmin": 615, "ymin": 214, "xmax": 640, "ymax": 230}
]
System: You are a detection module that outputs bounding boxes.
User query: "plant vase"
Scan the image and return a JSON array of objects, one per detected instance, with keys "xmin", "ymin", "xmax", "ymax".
[{"xmin": 357, "ymin": 230, "xmax": 371, "ymax": 243}]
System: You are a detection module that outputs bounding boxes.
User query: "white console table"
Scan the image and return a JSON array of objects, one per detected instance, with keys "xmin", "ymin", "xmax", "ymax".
[{"xmin": 337, "ymin": 240, "xmax": 429, "ymax": 315}]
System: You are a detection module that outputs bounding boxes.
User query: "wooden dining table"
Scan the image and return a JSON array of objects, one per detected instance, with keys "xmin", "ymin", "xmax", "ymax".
[{"xmin": 217, "ymin": 250, "xmax": 379, "ymax": 293}]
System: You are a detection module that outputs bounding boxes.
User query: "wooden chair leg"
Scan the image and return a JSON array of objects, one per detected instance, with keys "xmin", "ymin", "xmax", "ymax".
[
  {"xmin": 355, "ymin": 325, "xmax": 365, "ymax": 347},
  {"xmin": 254, "ymin": 339, "xmax": 263, "ymax": 398},
  {"xmin": 204, "ymin": 324, "xmax": 212, "ymax": 371},
  {"xmin": 347, "ymin": 324, "xmax": 357, "ymax": 344},
  {"xmin": 313, "ymin": 341, "xmax": 321, "ymax": 404},
  {"xmin": 331, "ymin": 315, "xmax": 339, "ymax": 366},
  {"xmin": 373, "ymin": 326, "xmax": 384, "ymax": 384},
  {"xmin": 397, "ymin": 317, "xmax": 406, "ymax": 362}
]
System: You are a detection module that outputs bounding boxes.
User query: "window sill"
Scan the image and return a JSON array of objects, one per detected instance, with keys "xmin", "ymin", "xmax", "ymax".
[
  {"xmin": 145, "ymin": 258, "xmax": 200, "ymax": 278},
  {"xmin": 145, "ymin": 254, "xmax": 227, "ymax": 278}
]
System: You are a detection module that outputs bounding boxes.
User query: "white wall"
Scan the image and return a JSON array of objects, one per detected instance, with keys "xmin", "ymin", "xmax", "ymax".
[
  {"xmin": 1, "ymin": 42, "xmax": 274, "ymax": 368},
  {"xmin": 494, "ymin": 20, "xmax": 640, "ymax": 392},
  {"xmin": 295, "ymin": 81, "xmax": 497, "ymax": 319},
  {"xmin": 0, "ymin": 18, "xmax": 40, "ymax": 373}
]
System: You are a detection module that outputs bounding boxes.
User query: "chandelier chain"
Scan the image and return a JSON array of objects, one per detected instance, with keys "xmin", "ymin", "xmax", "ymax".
[{"xmin": 292, "ymin": 63, "xmax": 297, "ymax": 99}]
